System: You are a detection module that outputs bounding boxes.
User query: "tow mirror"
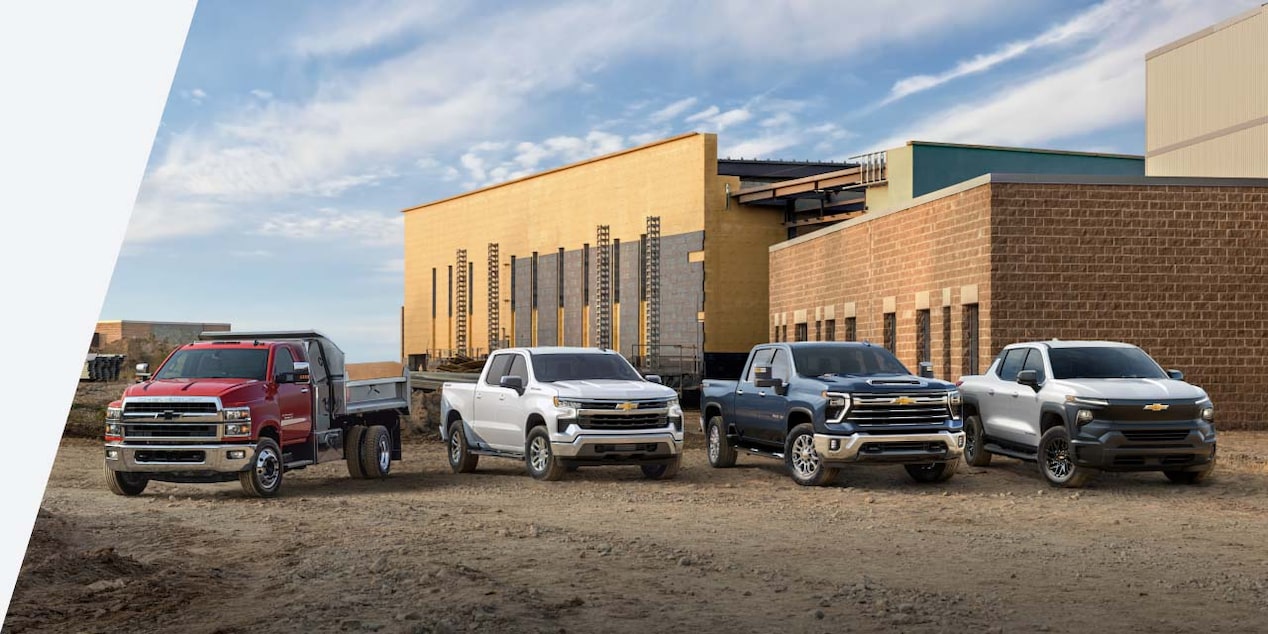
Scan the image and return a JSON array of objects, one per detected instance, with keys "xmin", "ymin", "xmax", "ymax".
[
  {"xmin": 1166, "ymin": 369, "xmax": 1184, "ymax": 381},
  {"xmin": 918, "ymin": 362, "xmax": 935, "ymax": 379},
  {"xmin": 753, "ymin": 366, "xmax": 786, "ymax": 394},
  {"xmin": 644, "ymin": 374, "xmax": 663, "ymax": 384},
  {"xmin": 293, "ymin": 361, "xmax": 311, "ymax": 383},
  {"xmin": 500, "ymin": 375, "xmax": 525, "ymax": 395},
  {"xmin": 135, "ymin": 362, "xmax": 150, "ymax": 382},
  {"xmin": 1016, "ymin": 369, "xmax": 1040, "ymax": 389}
]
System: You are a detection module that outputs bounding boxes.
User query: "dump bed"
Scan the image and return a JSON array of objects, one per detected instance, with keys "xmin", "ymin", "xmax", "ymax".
[{"xmin": 346, "ymin": 362, "xmax": 411, "ymax": 415}]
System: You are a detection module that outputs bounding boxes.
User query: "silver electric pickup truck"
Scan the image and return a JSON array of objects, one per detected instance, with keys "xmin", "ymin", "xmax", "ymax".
[{"xmin": 957, "ymin": 340, "xmax": 1216, "ymax": 488}]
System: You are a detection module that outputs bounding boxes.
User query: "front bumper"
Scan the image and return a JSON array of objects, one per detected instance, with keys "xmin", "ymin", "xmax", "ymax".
[
  {"xmin": 551, "ymin": 432, "xmax": 682, "ymax": 465},
  {"xmin": 1071, "ymin": 420, "xmax": 1216, "ymax": 471},
  {"xmin": 814, "ymin": 431, "xmax": 965, "ymax": 464},
  {"xmin": 104, "ymin": 442, "xmax": 255, "ymax": 473}
]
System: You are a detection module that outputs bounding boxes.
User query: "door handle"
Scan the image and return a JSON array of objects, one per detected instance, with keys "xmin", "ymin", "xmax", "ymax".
[
  {"xmin": 736, "ymin": 389, "xmax": 745, "ymax": 395},
  {"xmin": 300, "ymin": 388, "xmax": 309, "ymax": 393},
  {"xmin": 987, "ymin": 389, "xmax": 996, "ymax": 396},
  {"xmin": 476, "ymin": 394, "xmax": 483, "ymax": 399},
  {"xmin": 758, "ymin": 391, "xmax": 766, "ymax": 397}
]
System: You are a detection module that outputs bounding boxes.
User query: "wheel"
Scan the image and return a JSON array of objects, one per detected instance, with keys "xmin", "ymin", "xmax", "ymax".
[
  {"xmin": 963, "ymin": 414, "xmax": 992, "ymax": 467},
  {"xmin": 785, "ymin": 423, "xmax": 839, "ymax": 487},
  {"xmin": 360, "ymin": 424, "xmax": 392, "ymax": 479},
  {"xmin": 104, "ymin": 463, "xmax": 148, "ymax": 496},
  {"xmin": 905, "ymin": 461, "xmax": 957, "ymax": 483},
  {"xmin": 525, "ymin": 426, "xmax": 566, "ymax": 481},
  {"xmin": 706, "ymin": 416, "xmax": 737, "ymax": 468},
  {"xmin": 447, "ymin": 420, "xmax": 479, "ymax": 473},
  {"xmin": 1165, "ymin": 451, "xmax": 1215, "ymax": 484},
  {"xmin": 641, "ymin": 455, "xmax": 681, "ymax": 480},
  {"xmin": 1038, "ymin": 426, "xmax": 1097, "ymax": 488},
  {"xmin": 346, "ymin": 425, "xmax": 366, "ymax": 478},
  {"xmin": 239, "ymin": 437, "xmax": 283, "ymax": 498}
]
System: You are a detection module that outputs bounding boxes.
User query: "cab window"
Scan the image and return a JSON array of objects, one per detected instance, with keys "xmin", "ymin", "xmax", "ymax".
[
  {"xmin": 484, "ymin": 353, "xmax": 514, "ymax": 386},
  {"xmin": 745, "ymin": 348, "xmax": 776, "ymax": 383},
  {"xmin": 273, "ymin": 347, "xmax": 296, "ymax": 378},
  {"xmin": 1020, "ymin": 348, "xmax": 1047, "ymax": 383},
  {"xmin": 997, "ymin": 348, "xmax": 1028, "ymax": 381},
  {"xmin": 769, "ymin": 349, "xmax": 791, "ymax": 382},
  {"xmin": 507, "ymin": 354, "xmax": 529, "ymax": 382}
]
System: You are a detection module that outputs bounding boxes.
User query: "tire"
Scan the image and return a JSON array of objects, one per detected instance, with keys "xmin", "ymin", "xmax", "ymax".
[
  {"xmin": 360, "ymin": 424, "xmax": 392, "ymax": 479},
  {"xmin": 447, "ymin": 420, "xmax": 479, "ymax": 474},
  {"xmin": 104, "ymin": 463, "xmax": 148, "ymax": 496},
  {"xmin": 785, "ymin": 423, "xmax": 839, "ymax": 487},
  {"xmin": 525, "ymin": 426, "xmax": 566, "ymax": 481},
  {"xmin": 1165, "ymin": 451, "xmax": 1215, "ymax": 484},
  {"xmin": 346, "ymin": 425, "xmax": 366, "ymax": 479},
  {"xmin": 641, "ymin": 455, "xmax": 681, "ymax": 480},
  {"xmin": 963, "ymin": 414, "xmax": 992, "ymax": 467},
  {"xmin": 239, "ymin": 437, "xmax": 283, "ymax": 498},
  {"xmin": 706, "ymin": 416, "xmax": 737, "ymax": 468},
  {"xmin": 905, "ymin": 461, "xmax": 957, "ymax": 483},
  {"xmin": 1038, "ymin": 426, "xmax": 1097, "ymax": 488}
]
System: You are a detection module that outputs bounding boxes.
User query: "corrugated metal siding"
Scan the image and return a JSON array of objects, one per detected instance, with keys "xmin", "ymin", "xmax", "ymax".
[
  {"xmin": 1148, "ymin": 123, "xmax": 1268, "ymax": 177},
  {"xmin": 1146, "ymin": 7, "xmax": 1268, "ymax": 152}
]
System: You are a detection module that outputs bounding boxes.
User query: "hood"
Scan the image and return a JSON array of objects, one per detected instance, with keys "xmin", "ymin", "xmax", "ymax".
[
  {"xmin": 812, "ymin": 374, "xmax": 957, "ymax": 393},
  {"xmin": 125, "ymin": 378, "xmax": 268, "ymax": 405},
  {"xmin": 547, "ymin": 379, "xmax": 678, "ymax": 401},
  {"xmin": 1059, "ymin": 378, "xmax": 1207, "ymax": 401}
]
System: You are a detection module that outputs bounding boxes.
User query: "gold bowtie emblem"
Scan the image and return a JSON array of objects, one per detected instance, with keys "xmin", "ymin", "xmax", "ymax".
[
  {"xmin": 894, "ymin": 396, "xmax": 915, "ymax": 406},
  {"xmin": 616, "ymin": 402, "xmax": 638, "ymax": 411},
  {"xmin": 1143, "ymin": 403, "xmax": 1169, "ymax": 412}
]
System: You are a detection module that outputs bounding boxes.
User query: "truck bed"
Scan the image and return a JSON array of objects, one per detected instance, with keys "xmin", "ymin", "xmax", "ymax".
[{"xmin": 345, "ymin": 362, "xmax": 411, "ymax": 415}]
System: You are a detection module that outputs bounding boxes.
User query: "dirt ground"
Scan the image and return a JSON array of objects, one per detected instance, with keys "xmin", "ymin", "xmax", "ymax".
[{"xmin": 8, "ymin": 414, "xmax": 1268, "ymax": 634}]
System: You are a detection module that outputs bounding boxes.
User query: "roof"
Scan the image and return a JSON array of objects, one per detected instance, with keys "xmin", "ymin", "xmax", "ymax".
[
  {"xmin": 1146, "ymin": 3, "xmax": 1267, "ymax": 60},
  {"xmin": 1004, "ymin": 340, "xmax": 1139, "ymax": 350},
  {"xmin": 718, "ymin": 158, "xmax": 851, "ymax": 180},
  {"xmin": 902, "ymin": 140, "xmax": 1143, "ymax": 161},
  {"xmin": 500, "ymin": 346, "xmax": 623, "ymax": 355}
]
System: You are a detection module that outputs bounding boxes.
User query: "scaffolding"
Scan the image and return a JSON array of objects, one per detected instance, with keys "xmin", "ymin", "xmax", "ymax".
[
  {"xmin": 487, "ymin": 243, "xmax": 500, "ymax": 352},
  {"xmin": 644, "ymin": 216, "xmax": 661, "ymax": 369},
  {"xmin": 455, "ymin": 248, "xmax": 468, "ymax": 356},
  {"xmin": 595, "ymin": 225, "xmax": 612, "ymax": 350}
]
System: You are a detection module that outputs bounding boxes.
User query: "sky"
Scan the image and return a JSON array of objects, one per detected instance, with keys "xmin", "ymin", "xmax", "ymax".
[{"xmin": 100, "ymin": 0, "xmax": 1260, "ymax": 362}]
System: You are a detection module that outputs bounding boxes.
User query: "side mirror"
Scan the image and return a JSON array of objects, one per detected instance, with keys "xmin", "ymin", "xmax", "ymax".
[
  {"xmin": 918, "ymin": 362, "xmax": 934, "ymax": 378},
  {"xmin": 293, "ymin": 361, "xmax": 311, "ymax": 383},
  {"xmin": 500, "ymin": 375, "xmax": 525, "ymax": 394},
  {"xmin": 752, "ymin": 366, "xmax": 777, "ymax": 388},
  {"xmin": 1016, "ymin": 369, "xmax": 1040, "ymax": 389},
  {"xmin": 135, "ymin": 362, "xmax": 151, "ymax": 382},
  {"xmin": 1166, "ymin": 369, "xmax": 1184, "ymax": 380},
  {"xmin": 644, "ymin": 374, "xmax": 663, "ymax": 384}
]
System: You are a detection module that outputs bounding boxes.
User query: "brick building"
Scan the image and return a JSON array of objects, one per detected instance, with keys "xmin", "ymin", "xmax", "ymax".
[
  {"xmin": 768, "ymin": 174, "xmax": 1268, "ymax": 429},
  {"xmin": 93, "ymin": 320, "xmax": 231, "ymax": 349}
]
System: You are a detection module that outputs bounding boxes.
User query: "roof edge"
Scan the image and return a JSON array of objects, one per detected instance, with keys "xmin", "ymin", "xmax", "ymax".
[
  {"xmin": 401, "ymin": 132, "xmax": 706, "ymax": 213},
  {"xmin": 906, "ymin": 140, "xmax": 1143, "ymax": 161},
  {"xmin": 1146, "ymin": 3, "xmax": 1266, "ymax": 60}
]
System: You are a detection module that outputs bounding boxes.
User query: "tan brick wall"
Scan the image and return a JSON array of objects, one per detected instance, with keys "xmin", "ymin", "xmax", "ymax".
[
  {"xmin": 769, "ymin": 184, "xmax": 994, "ymax": 381},
  {"xmin": 989, "ymin": 182, "xmax": 1268, "ymax": 429}
]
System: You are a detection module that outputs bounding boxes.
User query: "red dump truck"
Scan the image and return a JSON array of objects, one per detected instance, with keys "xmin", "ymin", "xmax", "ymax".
[{"xmin": 103, "ymin": 330, "xmax": 410, "ymax": 498}]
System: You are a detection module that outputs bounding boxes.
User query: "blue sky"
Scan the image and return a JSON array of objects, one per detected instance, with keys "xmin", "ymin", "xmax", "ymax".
[{"xmin": 100, "ymin": 0, "xmax": 1259, "ymax": 362}]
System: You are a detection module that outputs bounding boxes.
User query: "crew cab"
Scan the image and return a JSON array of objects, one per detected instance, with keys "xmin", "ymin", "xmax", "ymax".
[
  {"xmin": 957, "ymin": 340, "xmax": 1217, "ymax": 487},
  {"xmin": 701, "ymin": 342, "xmax": 965, "ymax": 486},
  {"xmin": 103, "ymin": 330, "xmax": 410, "ymax": 498},
  {"xmin": 440, "ymin": 347, "xmax": 684, "ymax": 481}
]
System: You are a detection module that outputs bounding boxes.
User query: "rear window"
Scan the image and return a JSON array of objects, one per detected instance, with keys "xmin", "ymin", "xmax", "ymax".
[{"xmin": 1048, "ymin": 347, "xmax": 1167, "ymax": 380}]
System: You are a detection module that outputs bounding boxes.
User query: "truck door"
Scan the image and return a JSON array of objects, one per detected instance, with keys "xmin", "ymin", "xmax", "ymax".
[
  {"xmin": 272, "ymin": 345, "xmax": 312, "ymax": 447},
  {"xmin": 733, "ymin": 347, "xmax": 784, "ymax": 448},
  {"xmin": 479, "ymin": 352, "xmax": 531, "ymax": 452},
  {"xmin": 984, "ymin": 347, "xmax": 1035, "ymax": 445}
]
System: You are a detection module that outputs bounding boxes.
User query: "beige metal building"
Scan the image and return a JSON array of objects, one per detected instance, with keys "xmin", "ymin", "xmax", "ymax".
[{"xmin": 1146, "ymin": 3, "xmax": 1268, "ymax": 177}]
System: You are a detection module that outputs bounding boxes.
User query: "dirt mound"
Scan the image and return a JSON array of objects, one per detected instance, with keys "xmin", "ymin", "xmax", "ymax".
[
  {"xmin": 4, "ymin": 508, "xmax": 224, "ymax": 634},
  {"xmin": 62, "ymin": 380, "xmax": 130, "ymax": 439}
]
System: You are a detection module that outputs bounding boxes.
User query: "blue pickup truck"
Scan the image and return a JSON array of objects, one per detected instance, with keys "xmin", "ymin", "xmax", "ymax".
[{"xmin": 701, "ymin": 342, "xmax": 966, "ymax": 486}]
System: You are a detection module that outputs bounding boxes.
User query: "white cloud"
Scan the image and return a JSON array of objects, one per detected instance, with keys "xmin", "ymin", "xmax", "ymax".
[
  {"xmin": 648, "ymin": 97, "xmax": 698, "ymax": 123},
  {"xmin": 290, "ymin": 0, "xmax": 466, "ymax": 57},
  {"xmin": 255, "ymin": 208, "xmax": 403, "ymax": 246},
  {"xmin": 250, "ymin": 89, "xmax": 273, "ymax": 100},
  {"xmin": 685, "ymin": 105, "xmax": 720, "ymax": 123},
  {"xmin": 454, "ymin": 130, "xmax": 632, "ymax": 188},
  {"xmin": 880, "ymin": 0, "xmax": 1144, "ymax": 106}
]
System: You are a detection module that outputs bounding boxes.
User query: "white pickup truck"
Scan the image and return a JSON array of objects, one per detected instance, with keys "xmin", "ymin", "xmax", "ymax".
[{"xmin": 439, "ymin": 347, "xmax": 685, "ymax": 480}]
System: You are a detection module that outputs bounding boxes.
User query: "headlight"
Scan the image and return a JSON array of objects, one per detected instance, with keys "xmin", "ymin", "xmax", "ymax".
[
  {"xmin": 1201, "ymin": 406, "xmax": 1214, "ymax": 422},
  {"xmin": 666, "ymin": 398, "xmax": 679, "ymax": 409},
  {"xmin": 948, "ymin": 390, "xmax": 962, "ymax": 407},
  {"xmin": 224, "ymin": 423, "xmax": 252, "ymax": 437},
  {"xmin": 553, "ymin": 396, "xmax": 583, "ymax": 409},
  {"xmin": 1076, "ymin": 409, "xmax": 1094, "ymax": 424},
  {"xmin": 105, "ymin": 422, "xmax": 123, "ymax": 437},
  {"xmin": 106, "ymin": 406, "xmax": 122, "ymax": 421},
  {"xmin": 221, "ymin": 407, "xmax": 251, "ymax": 421},
  {"xmin": 822, "ymin": 391, "xmax": 850, "ymax": 422}
]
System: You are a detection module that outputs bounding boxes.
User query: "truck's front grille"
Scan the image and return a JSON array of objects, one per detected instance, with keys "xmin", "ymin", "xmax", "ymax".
[
  {"xmin": 124, "ymin": 402, "xmax": 219, "ymax": 416},
  {"xmin": 1102, "ymin": 402, "xmax": 1200, "ymax": 422},
  {"xmin": 134, "ymin": 450, "xmax": 206, "ymax": 464},
  {"xmin": 124, "ymin": 423, "xmax": 219, "ymax": 440},
  {"xmin": 576, "ymin": 413, "xmax": 667, "ymax": 430},
  {"xmin": 574, "ymin": 400, "xmax": 670, "ymax": 410},
  {"xmin": 847, "ymin": 392, "xmax": 951, "ymax": 426},
  {"xmin": 1121, "ymin": 430, "xmax": 1192, "ymax": 443}
]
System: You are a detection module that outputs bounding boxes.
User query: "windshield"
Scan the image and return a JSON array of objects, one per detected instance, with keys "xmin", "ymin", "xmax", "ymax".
[
  {"xmin": 531, "ymin": 353, "xmax": 644, "ymax": 382},
  {"xmin": 1048, "ymin": 347, "xmax": 1167, "ymax": 379},
  {"xmin": 154, "ymin": 348, "xmax": 270, "ymax": 381},
  {"xmin": 790, "ymin": 345, "xmax": 911, "ymax": 377}
]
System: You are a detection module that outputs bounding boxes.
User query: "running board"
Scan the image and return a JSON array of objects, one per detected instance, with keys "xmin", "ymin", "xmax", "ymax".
[
  {"xmin": 472, "ymin": 448, "xmax": 523, "ymax": 459},
  {"xmin": 983, "ymin": 443, "xmax": 1036, "ymax": 462},
  {"xmin": 741, "ymin": 446, "xmax": 784, "ymax": 460},
  {"xmin": 284, "ymin": 460, "xmax": 315, "ymax": 469}
]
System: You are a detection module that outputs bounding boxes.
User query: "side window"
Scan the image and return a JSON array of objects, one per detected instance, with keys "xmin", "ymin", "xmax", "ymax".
[
  {"xmin": 274, "ymin": 347, "xmax": 295, "ymax": 377},
  {"xmin": 997, "ymin": 348, "xmax": 1027, "ymax": 381},
  {"xmin": 1021, "ymin": 348, "xmax": 1047, "ymax": 383},
  {"xmin": 484, "ymin": 354, "xmax": 514, "ymax": 386},
  {"xmin": 769, "ymin": 349, "xmax": 791, "ymax": 382},
  {"xmin": 745, "ymin": 348, "xmax": 776, "ymax": 383},
  {"xmin": 507, "ymin": 354, "xmax": 529, "ymax": 382}
]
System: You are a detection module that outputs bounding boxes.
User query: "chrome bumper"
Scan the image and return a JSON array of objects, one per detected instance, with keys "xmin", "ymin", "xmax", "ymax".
[
  {"xmin": 551, "ymin": 432, "xmax": 682, "ymax": 459},
  {"xmin": 813, "ymin": 431, "xmax": 965, "ymax": 463},
  {"xmin": 104, "ymin": 443, "xmax": 255, "ymax": 473}
]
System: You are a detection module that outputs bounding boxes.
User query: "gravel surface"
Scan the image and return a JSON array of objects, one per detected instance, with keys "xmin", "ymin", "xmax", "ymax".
[{"xmin": 8, "ymin": 414, "xmax": 1268, "ymax": 633}]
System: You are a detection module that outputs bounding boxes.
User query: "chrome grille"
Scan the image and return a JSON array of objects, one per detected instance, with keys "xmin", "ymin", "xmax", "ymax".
[
  {"xmin": 576, "ymin": 413, "xmax": 666, "ymax": 430},
  {"xmin": 573, "ymin": 400, "xmax": 670, "ymax": 410},
  {"xmin": 124, "ymin": 402, "xmax": 218, "ymax": 416},
  {"xmin": 123, "ymin": 423, "xmax": 219, "ymax": 441},
  {"xmin": 847, "ymin": 392, "xmax": 951, "ymax": 426}
]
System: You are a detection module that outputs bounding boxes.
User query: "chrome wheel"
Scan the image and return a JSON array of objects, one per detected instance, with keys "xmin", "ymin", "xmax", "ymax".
[
  {"xmin": 449, "ymin": 430, "xmax": 463, "ymax": 465},
  {"xmin": 377, "ymin": 434, "xmax": 391, "ymax": 472},
  {"xmin": 790, "ymin": 433, "xmax": 820, "ymax": 479},
  {"xmin": 529, "ymin": 435, "xmax": 551, "ymax": 473},
  {"xmin": 255, "ymin": 446, "xmax": 281, "ymax": 490},
  {"xmin": 1043, "ymin": 437, "xmax": 1073, "ymax": 481},
  {"xmin": 707, "ymin": 424, "xmax": 721, "ymax": 463}
]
